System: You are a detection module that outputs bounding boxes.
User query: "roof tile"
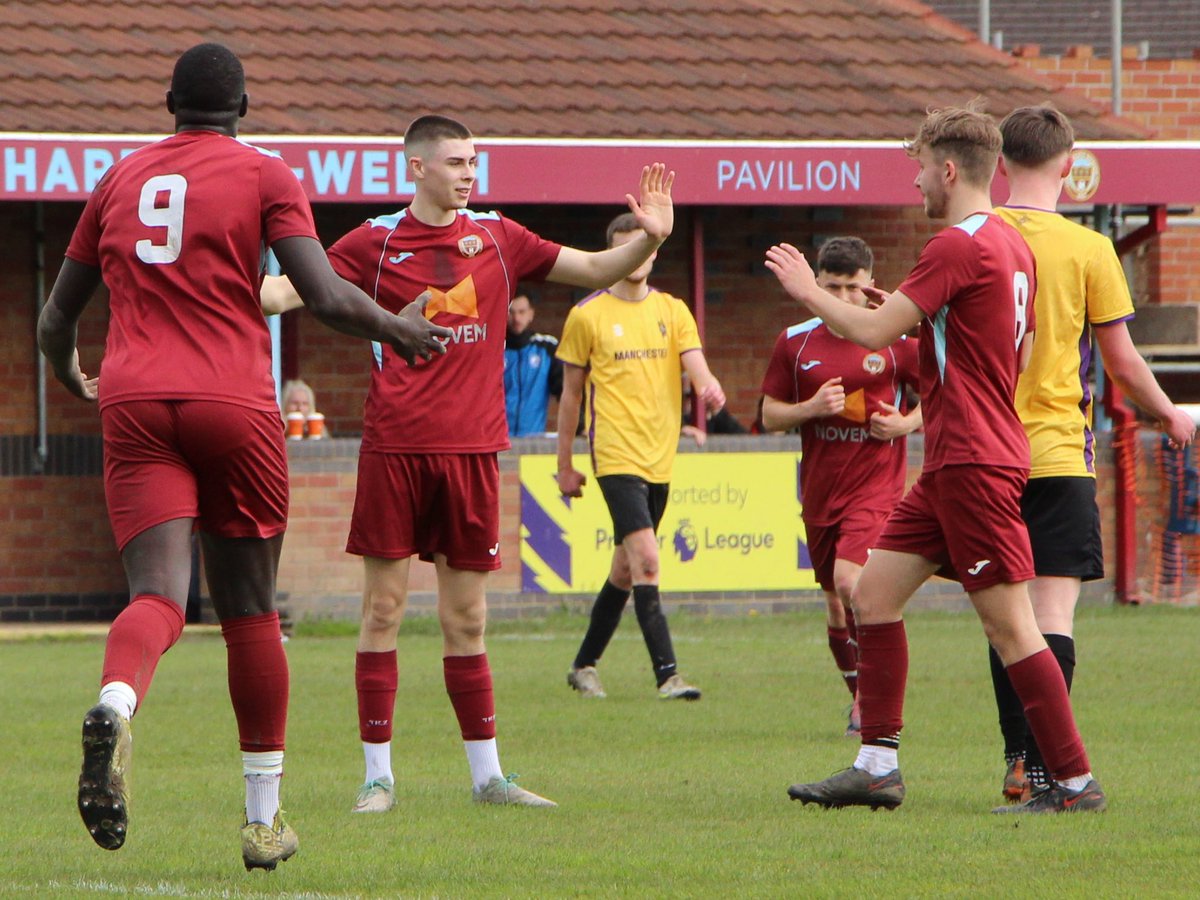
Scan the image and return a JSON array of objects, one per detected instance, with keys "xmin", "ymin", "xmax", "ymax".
[{"xmin": 0, "ymin": 0, "xmax": 1146, "ymax": 140}]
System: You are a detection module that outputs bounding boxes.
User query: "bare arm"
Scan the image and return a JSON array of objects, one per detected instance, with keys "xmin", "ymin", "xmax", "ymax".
[
  {"xmin": 37, "ymin": 258, "xmax": 103, "ymax": 401},
  {"xmin": 555, "ymin": 364, "xmax": 588, "ymax": 497},
  {"xmin": 765, "ymin": 243, "xmax": 924, "ymax": 350},
  {"xmin": 761, "ymin": 379, "xmax": 846, "ymax": 432},
  {"xmin": 270, "ymin": 236, "xmax": 451, "ymax": 364},
  {"xmin": 680, "ymin": 349, "xmax": 725, "ymax": 414},
  {"xmin": 546, "ymin": 163, "xmax": 674, "ymax": 288},
  {"xmin": 261, "ymin": 274, "xmax": 304, "ymax": 315},
  {"xmin": 1095, "ymin": 320, "xmax": 1196, "ymax": 448},
  {"xmin": 1018, "ymin": 331, "xmax": 1035, "ymax": 373}
]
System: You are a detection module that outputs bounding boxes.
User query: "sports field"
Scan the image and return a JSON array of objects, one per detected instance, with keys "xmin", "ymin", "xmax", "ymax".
[{"xmin": 5, "ymin": 605, "xmax": 1196, "ymax": 898}]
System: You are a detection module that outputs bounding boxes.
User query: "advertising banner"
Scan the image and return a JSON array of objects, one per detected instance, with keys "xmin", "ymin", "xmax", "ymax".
[{"xmin": 519, "ymin": 452, "xmax": 817, "ymax": 593}]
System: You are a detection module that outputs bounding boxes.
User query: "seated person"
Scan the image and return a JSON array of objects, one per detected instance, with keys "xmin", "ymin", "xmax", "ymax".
[{"xmin": 281, "ymin": 379, "xmax": 323, "ymax": 438}]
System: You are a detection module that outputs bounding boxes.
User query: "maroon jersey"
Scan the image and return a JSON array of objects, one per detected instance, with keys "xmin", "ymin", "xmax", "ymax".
[
  {"xmin": 762, "ymin": 320, "xmax": 919, "ymax": 524},
  {"xmin": 65, "ymin": 130, "xmax": 317, "ymax": 412},
  {"xmin": 898, "ymin": 212, "xmax": 1036, "ymax": 472},
  {"xmin": 328, "ymin": 209, "xmax": 561, "ymax": 453}
]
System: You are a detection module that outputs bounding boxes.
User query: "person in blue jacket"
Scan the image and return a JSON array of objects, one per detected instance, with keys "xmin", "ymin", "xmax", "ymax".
[{"xmin": 504, "ymin": 291, "xmax": 563, "ymax": 436}]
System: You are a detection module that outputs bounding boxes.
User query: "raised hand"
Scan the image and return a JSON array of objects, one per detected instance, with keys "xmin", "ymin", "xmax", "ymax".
[
  {"xmin": 765, "ymin": 243, "xmax": 819, "ymax": 302},
  {"xmin": 626, "ymin": 163, "xmax": 675, "ymax": 243},
  {"xmin": 861, "ymin": 284, "xmax": 889, "ymax": 309},
  {"xmin": 390, "ymin": 291, "xmax": 453, "ymax": 365}
]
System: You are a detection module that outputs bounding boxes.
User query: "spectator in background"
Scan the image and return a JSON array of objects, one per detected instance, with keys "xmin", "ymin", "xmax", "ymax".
[
  {"xmin": 282, "ymin": 379, "xmax": 317, "ymax": 419},
  {"xmin": 504, "ymin": 291, "xmax": 562, "ymax": 437},
  {"xmin": 281, "ymin": 378, "xmax": 325, "ymax": 440}
]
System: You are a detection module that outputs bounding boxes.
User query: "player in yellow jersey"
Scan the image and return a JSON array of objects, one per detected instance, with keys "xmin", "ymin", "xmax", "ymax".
[
  {"xmin": 556, "ymin": 212, "xmax": 725, "ymax": 701},
  {"xmin": 989, "ymin": 104, "xmax": 1196, "ymax": 801}
]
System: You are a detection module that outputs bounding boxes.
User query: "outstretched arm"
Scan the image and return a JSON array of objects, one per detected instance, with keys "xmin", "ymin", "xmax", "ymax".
[
  {"xmin": 546, "ymin": 163, "xmax": 675, "ymax": 289},
  {"xmin": 38, "ymin": 258, "xmax": 103, "ymax": 401},
  {"xmin": 270, "ymin": 236, "xmax": 452, "ymax": 365},
  {"xmin": 1095, "ymin": 320, "xmax": 1196, "ymax": 448},
  {"xmin": 765, "ymin": 243, "xmax": 924, "ymax": 350}
]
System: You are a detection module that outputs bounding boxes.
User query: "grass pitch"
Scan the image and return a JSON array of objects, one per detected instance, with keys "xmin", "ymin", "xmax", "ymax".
[{"xmin": 3, "ymin": 604, "xmax": 1197, "ymax": 898}]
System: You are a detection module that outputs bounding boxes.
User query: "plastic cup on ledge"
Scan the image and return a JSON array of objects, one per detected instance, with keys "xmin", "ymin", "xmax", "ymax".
[
  {"xmin": 286, "ymin": 412, "xmax": 305, "ymax": 440},
  {"xmin": 306, "ymin": 412, "xmax": 326, "ymax": 439}
]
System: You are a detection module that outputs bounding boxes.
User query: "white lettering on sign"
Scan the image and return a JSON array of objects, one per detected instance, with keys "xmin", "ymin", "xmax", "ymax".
[
  {"xmin": 308, "ymin": 149, "xmax": 357, "ymax": 195},
  {"xmin": 0, "ymin": 144, "xmax": 489, "ymax": 200},
  {"xmin": 716, "ymin": 159, "xmax": 861, "ymax": 193}
]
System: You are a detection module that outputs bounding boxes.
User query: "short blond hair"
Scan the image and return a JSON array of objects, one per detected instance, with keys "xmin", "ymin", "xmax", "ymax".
[{"xmin": 905, "ymin": 101, "xmax": 1002, "ymax": 188}]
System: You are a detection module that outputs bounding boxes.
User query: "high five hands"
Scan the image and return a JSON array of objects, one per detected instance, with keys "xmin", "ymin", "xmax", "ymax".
[{"xmin": 627, "ymin": 163, "xmax": 675, "ymax": 243}]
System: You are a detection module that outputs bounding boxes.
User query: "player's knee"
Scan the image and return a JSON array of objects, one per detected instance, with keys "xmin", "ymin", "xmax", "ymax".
[
  {"xmin": 833, "ymin": 578, "xmax": 856, "ymax": 607},
  {"xmin": 634, "ymin": 557, "xmax": 659, "ymax": 581},
  {"xmin": 443, "ymin": 608, "xmax": 486, "ymax": 644},
  {"xmin": 849, "ymin": 582, "xmax": 882, "ymax": 619},
  {"xmin": 362, "ymin": 592, "xmax": 404, "ymax": 631}
]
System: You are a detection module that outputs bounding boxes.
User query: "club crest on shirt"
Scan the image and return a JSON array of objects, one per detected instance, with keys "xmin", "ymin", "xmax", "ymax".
[
  {"xmin": 658, "ymin": 319, "xmax": 667, "ymax": 337},
  {"xmin": 458, "ymin": 235, "xmax": 484, "ymax": 258},
  {"xmin": 862, "ymin": 353, "xmax": 886, "ymax": 375}
]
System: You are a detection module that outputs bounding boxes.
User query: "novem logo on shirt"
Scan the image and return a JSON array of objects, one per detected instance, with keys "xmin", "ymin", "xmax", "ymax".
[{"xmin": 424, "ymin": 275, "xmax": 488, "ymax": 346}]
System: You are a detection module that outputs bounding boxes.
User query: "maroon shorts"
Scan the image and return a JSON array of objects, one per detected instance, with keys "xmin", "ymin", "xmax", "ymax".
[
  {"xmin": 347, "ymin": 452, "xmax": 501, "ymax": 571},
  {"xmin": 875, "ymin": 465, "xmax": 1034, "ymax": 592},
  {"xmin": 102, "ymin": 400, "xmax": 288, "ymax": 552},
  {"xmin": 804, "ymin": 506, "xmax": 891, "ymax": 593}
]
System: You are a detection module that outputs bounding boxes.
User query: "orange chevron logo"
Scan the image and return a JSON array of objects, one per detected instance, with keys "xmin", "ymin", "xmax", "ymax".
[
  {"xmin": 843, "ymin": 388, "xmax": 866, "ymax": 423},
  {"xmin": 424, "ymin": 275, "xmax": 479, "ymax": 319}
]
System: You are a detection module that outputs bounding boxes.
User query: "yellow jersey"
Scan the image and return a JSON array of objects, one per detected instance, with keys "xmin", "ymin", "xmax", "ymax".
[
  {"xmin": 557, "ymin": 287, "xmax": 702, "ymax": 483},
  {"xmin": 996, "ymin": 206, "xmax": 1135, "ymax": 478}
]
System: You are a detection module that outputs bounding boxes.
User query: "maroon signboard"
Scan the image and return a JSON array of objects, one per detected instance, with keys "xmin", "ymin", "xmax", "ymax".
[{"xmin": 2, "ymin": 134, "xmax": 1197, "ymax": 206}]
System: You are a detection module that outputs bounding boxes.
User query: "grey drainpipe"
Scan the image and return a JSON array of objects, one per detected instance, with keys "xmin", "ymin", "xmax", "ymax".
[{"xmin": 34, "ymin": 201, "xmax": 48, "ymax": 474}]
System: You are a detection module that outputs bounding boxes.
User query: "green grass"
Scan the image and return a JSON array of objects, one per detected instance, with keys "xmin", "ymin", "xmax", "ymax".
[{"xmin": 3, "ymin": 605, "xmax": 1197, "ymax": 898}]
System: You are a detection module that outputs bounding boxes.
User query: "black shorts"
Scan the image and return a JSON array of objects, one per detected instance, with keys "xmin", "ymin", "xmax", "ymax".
[
  {"xmin": 597, "ymin": 474, "xmax": 670, "ymax": 543},
  {"xmin": 1020, "ymin": 476, "xmax": 1104, "ymax": 581}
]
